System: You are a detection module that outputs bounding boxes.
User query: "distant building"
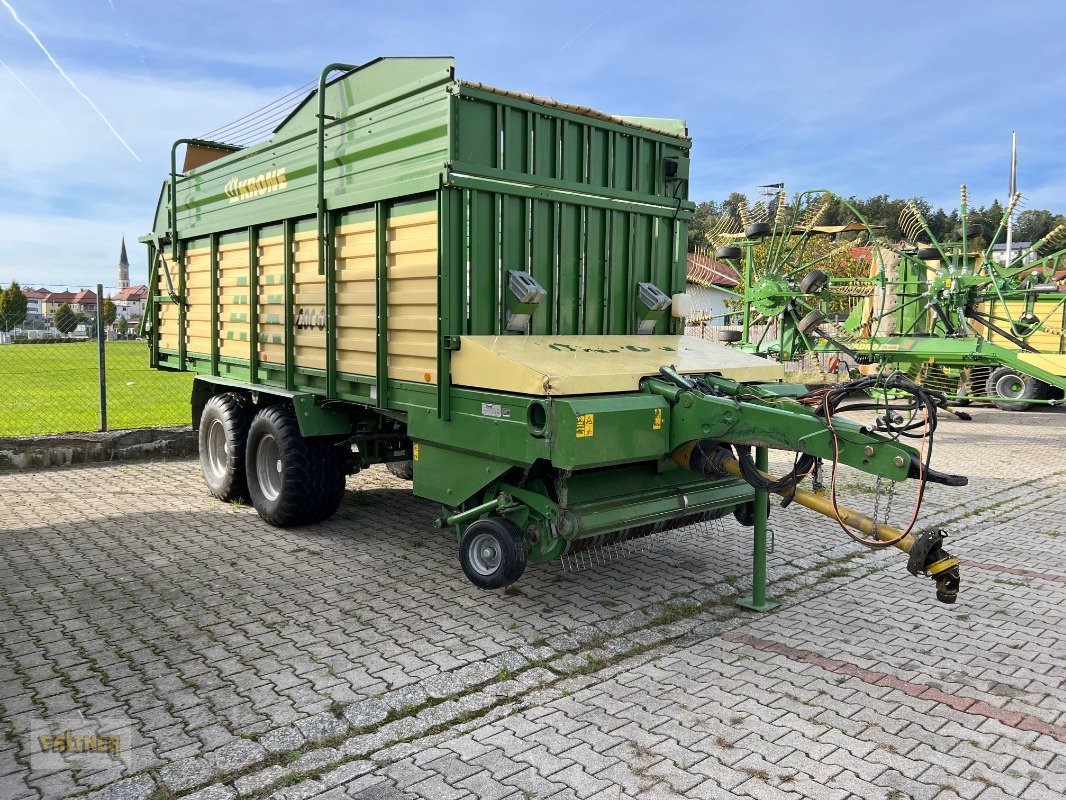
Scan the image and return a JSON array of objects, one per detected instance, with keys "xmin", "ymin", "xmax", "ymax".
[
  {"xmin": 72, "ymin": 289, "xmax": 98, "ymax": 315},
  {"xmin": 39, "ymin": 290, "xmax": 78, "ymax": 318},
  {"xmin": 686, "ymin": 252, "xmax": 740, "ymax": 323},
  {"xmin": 21, "ymin": 287, "xmax": 50, "ymax": 320},
  {"xmin": 991, "ymin": 242, "xmax": 1036, "ymax": 266},
  {"xmin": 118, "ymin": 236, "xmax": 131, "ymax": 290},
  {"xmin": 112, "ymin": 285, "xmax": 148, "ymax": 322},
  {"xmin": 37, "ymin": 289, "xmax": 97, "ymax": 318},
  {"xmin": 112, "ymin": 237, "xmax": 147, "ymax": 325}
]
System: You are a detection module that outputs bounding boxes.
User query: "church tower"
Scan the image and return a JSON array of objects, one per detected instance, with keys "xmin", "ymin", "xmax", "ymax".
[{"xmin": 118, "ymin": 236, "xmax": 130, "ymax": 289}]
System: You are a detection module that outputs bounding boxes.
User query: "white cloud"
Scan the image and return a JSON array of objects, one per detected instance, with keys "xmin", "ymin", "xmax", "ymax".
[{"xmin": 0, "ymin": 60, "xmax": 294, "ymax": 285}]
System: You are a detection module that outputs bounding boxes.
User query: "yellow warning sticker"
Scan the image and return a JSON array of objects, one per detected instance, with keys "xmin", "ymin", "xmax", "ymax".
[
  {"xmin": 413, "ymin": 443, "xmax": 420, "ymax": 461},
  {"xmin": 653, "ymin": 408, "xmax": 663, "ymax": 430},
  {"xmin": 576, "ymin": 413, "xmax": 595, "ymax": 438}
]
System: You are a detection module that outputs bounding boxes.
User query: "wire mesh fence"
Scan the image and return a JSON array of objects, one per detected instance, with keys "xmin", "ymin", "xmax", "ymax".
[{"xmin": 0, "ymin": 284, "xmax": 193, "ymax": 437}]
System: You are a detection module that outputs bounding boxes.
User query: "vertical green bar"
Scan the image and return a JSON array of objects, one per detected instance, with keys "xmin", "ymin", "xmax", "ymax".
[
  {"xmin": 326, "ymin": 210, "xmax": 338, "ymax": 397},
  {"xmin": 177, "ymin": 241, "xmax": 187, "ymax": 368},
  {"xmin": 437, "ymin": 190, "xmax": 450, "ymax": 420},
  {"xmin": 209, "ymin": 233, "xmax": 219, "ymax": 377},
  {"xmin": 375, "ymin": 202, "xmax": 389, "ymax": 408},
  {"xmin": 248, "ymin": 226, "xmax": 259, "ymax": 384},
  {"xmin": 737, "ymin": 445, "xmax": 780, "ymax": 612},
  {"xmin": 283, "ymin": 219, "xmax": 295, "ymax": 391},
  {"xmin": 741, "ymin": 248, "xmax": 753, "ymax": 345},
  {"xmin": 147, "ymin": 244, "xmax": 159, "ymax": 368}
]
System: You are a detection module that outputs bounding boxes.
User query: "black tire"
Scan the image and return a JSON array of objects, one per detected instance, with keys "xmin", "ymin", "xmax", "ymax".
[
  {"xmin": 800, "ymin": 269, "xmax": 829, "ymax": 294},
  {"xmin": 459, "ymin": 517, "xmax": 528, "ymax": 590},
  {"xmin": 245, "ymin": 404, "xmax": 320, "ymax": 527},
  {"xmin": 715, "ymin": 246, "xmax": 743, "ymax": 260},
  {"xmin": 386, "ymin": 460, "xmax": 414, "ymax": 480},
  {"xmin": 916, "ymin": 247, "xmax": 940, "ymax": 260},
  {"xmin": 303, "ymin": 439, "xmax": 347, "ymax": 524},
  {"xmin": 985, "ymin": 366, "xmax": 1044, "ymax": 411},
  {"xmin": 744, "ymin": 222, "xmax": 771, "ymax": 238},
  {"xmin": 718, "ymin": 329, "xmax": 742, "ymax": 343},
  {"xmin": 198, "ymin": 393, "xmax": 252, "ymax": 502},
  {"xmin": 733, "ymin": 503, "xmax": 756, "ymax": 527},
  {"xmin": 796, "ymin": 309, "xmax": 826, "ymax": 335}
]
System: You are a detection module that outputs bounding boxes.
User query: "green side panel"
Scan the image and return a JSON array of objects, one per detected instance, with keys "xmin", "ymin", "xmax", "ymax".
[
  {"xmin": 407, "ymin": 389, "xmax": 551, "ymax": 466},
  {"xmin": 552, "ymin": 394, "xmax": 671, "ymax": 470},
  {"xmin": 412, "ymin": 442, "xmax": 512, "ymax": 506},
  {"xmin": 897, "ymin": 256, "xmax": 930, "ymax": 335},
  {"xmin": 448, "ymin": 85, "xmax": 692, "ymax": 337},
  {"xmin": 444, "ymin": 183, "xmax": 687, "ymax": 337},
  {"xmin": 160, "ymin": 58, "xmax": 454, "ymax": 242}
]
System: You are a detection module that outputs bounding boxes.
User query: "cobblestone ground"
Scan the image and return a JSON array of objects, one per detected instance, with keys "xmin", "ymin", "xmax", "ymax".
[{"xmin": 0, "ymin": 407, "xmax": 1063, "ymax": 800}]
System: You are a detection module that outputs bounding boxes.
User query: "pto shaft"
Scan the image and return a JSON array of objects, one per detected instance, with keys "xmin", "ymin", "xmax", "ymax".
[{"xmin": 673, "ymin": 442, "xmax": 961, "ymax": 603}]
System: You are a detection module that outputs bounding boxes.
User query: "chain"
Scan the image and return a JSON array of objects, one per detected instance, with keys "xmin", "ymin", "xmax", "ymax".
[
  {"xmin": 883, "ymin": 479, "xmax": 895, "ymax": 524},
  {"xmin": 872, "ymin": 475, "xmax": 882, "ymax": 524}
]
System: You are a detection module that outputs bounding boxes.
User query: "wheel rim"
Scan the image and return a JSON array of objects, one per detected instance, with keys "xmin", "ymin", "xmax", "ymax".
[
  {"xmin": 468, "ymin": 532, "xmax": 503, "ymax": 577},
  {"xmin": 994, "ymin": 373, "xmax": 1025, "ymax": 401},
  {"xmin": 256, "ymin": 433, "xmax": 283, "ymax": 501},
  {"xmin": 205, "ymin": 419, "xmax": 229, "ymax": 481}
]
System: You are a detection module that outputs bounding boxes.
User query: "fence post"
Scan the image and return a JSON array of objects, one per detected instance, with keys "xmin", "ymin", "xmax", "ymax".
[{"xmin": 97, "ymin": 283, "xmax": 107, "ymax": 431}]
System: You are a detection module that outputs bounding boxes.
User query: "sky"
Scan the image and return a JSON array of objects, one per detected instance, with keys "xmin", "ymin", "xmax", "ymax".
[{"xmin": 1, "ymin": 0, "xmax": 1065, "ymax": 289}]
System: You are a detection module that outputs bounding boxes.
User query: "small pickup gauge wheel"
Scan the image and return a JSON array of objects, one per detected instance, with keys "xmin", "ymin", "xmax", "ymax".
[
  {"xmin": 715, "ymin": 246, "xmax": 743, "ymax": 260},
  {"xmin": 733, "ymin": 502, "xmax": 765, "ymax": 527},
  {"xmin": 246, "ymin": 404, "xmax": 319, "ymax": 527},
  {"xmin": 459, "ymin": 517, "xmax": 528, "ymax": 589},
  {"xmin": 800, "ymin": 269, "xmax": 829, "ymax": 294},
  {"xmin": 744, "ymin": 222, "xmax": 771, "ymax": 238},
  {"xmin": 796, "ymin": 309, "xmax": 826, "ymax": 335},
  {"xmin": 915, "ymin": 247, "xmax": 940, "ymax": 260},
  {"xmin": 985, "ymin": 366, "xmax": 1046, "ymax": 411},
  {"xmin": 199, "ymin": 392, "xmax": 252, "ymax": 502},
  {"xmin": 718, "ymin": 329, "xmax": 743, "ymax": 343},
  {"xmin": 386, "ymin": 460, "xmax": 414, "ymax": 480}
]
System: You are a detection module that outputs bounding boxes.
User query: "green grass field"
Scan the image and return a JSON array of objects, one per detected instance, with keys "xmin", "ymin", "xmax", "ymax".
[{"xmin": 0, "ymin": 341, "xmax": 194, "ymax": 436}]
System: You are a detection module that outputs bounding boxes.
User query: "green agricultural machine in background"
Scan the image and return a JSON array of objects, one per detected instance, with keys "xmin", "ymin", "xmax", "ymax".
[
  {"xmin": 708, "ymin": 188, "xmax": 1066, "ymax": 410},
  {"xmin": 142, "ymin": 58, "xmax": 964, "ymax": 605}
]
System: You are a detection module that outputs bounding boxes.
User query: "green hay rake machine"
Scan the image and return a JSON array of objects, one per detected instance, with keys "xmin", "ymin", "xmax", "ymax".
[
  {"xmin": 143, "ymin": 58, "xmax": 964, "ymax": 605},
  {"xmin": 708, "ymin": 188, "xmax": 1066, "ymax": 410}
]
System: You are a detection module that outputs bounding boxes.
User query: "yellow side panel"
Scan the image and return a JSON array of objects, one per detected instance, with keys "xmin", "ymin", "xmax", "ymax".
[
  {"xmin": 257, "ymin": 235, "xmax": 286, "ymax": 367},
  {"xmin": 387, "ymin": 209, "xmax": 438, "ymax": 383},
  {"xmin": 185, "ymin": 247, "xmax": 212, "ymax": 356},
  {"xmin": 156, "ymin": 253, "xmax": 181, "ymax": 351},
  {"xmin": 293, "ymin": 231, "xmax": 326, "ymax": 372},
  {"xmin": 218, "ymin": 241, "xmax": 250, "ymax": 358},
  {"xmin": 335, "ymin": 219, "xmax": 377, "ymax": 377},
  {"xmin": 984, "ymin": 299, "xmax": 1066, "ymax": 354}
]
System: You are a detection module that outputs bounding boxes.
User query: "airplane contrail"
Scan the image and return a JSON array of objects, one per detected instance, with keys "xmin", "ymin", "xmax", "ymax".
[
  {"xmin": 1, "ymin": 0, "xmax": 140, "ymax": 161},
  {"xmin": 0, "ymin": 56, "xmax": 63, "ymax": 123}
]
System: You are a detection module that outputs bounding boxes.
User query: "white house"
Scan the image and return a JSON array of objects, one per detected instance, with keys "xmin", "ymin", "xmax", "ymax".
[{"xmin": 685, "ymin": 252, "xmax": 740, "ymax": 324}]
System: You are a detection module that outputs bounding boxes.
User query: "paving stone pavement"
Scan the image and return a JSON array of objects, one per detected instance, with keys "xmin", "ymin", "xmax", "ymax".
[{"xmin": 0, "ymin": 406, "xmax": 1063, "ymax": 799}]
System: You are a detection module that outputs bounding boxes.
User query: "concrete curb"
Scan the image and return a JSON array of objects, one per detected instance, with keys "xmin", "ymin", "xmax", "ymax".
[{"xmin": 0, "ymin": 426, "xmax": 197, "ymax": 470}]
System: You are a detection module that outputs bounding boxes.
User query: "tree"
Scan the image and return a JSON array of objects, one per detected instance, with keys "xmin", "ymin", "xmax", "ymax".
[
  {"xmin": 54, "ymin": 302, "xmax": 78, "ymax": 334},
  {"xmin": 1012, "ymin": 209, "xmax": 1065, "ymax": 244},
  {"xmin": 0, "ymin": 282, "xmax": 28, "ymax": 332},
  {"xmin": 102, "ymin": 298, "xmax": 117, "ymax": 327},
  {"xmin": 116, "ymin": 316, "xmax": 128, "ymax": 335}
]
